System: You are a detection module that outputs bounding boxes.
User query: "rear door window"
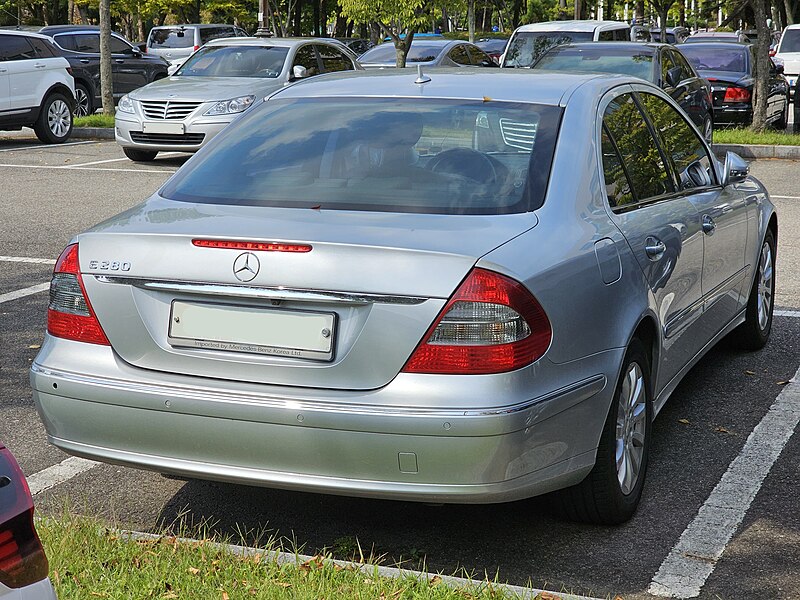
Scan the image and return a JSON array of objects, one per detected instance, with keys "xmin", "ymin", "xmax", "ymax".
[
  {"xmin": 28, "ymin": 37, "xmax": 57, "ymax": 58},
  {"xmin": 292, "ymin": 45, "xmax": 320, "ymax": 76},
  {"xmin": 601, "ymin": 93, "xmax": 673, "ymax": 208},
  {"xmin": 598, "ymin": 30, "xmax": 614, "ymax": 41},
  {"xmin": 72, "ymin": 34, "xmax": 101, "ymax": 53},
  {"xmin": 448, "ymin": 44, "xmax": 472, "ymax": 65},
  {"xmin": 316, "ymin": 45, "xmax": 354, "ymax": 72},
  {"xmin": 110, "ymin": 35, "xmax": 131, "ymax": 54},
  {"xmin": 0, "ymin": 35, "xmax": 36, "ymax": 60}
]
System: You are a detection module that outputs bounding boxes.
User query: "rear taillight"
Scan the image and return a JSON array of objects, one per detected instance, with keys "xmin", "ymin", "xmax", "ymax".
[
  {"xmin": 193, "ymin": 45, "xmax": 199, "ymax": 51},
  {"xmin": 402, "ymin": 268, "xmax": 551, "ymax": 375},
  {"xmin": 769, "ymin": 48, "xmax": 776, "ymax": 57},
  {"xmin": 723, "ymin": 87, "xmax": 751, "ymax": 103},
  {"xmin": 47, "ymin": 244, "xmax": 110, "ymax": 345},
  {"xmin": 0, "ymin": 447, "xmax": 48, "ymax": 589}
]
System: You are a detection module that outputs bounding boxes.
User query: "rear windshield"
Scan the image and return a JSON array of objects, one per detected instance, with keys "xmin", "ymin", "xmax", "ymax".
[
  {"xmin": 176, "ymin": 46, "xmax": 289, "ymax": 77},
  {"xmin": 679, "ymin": 45, "xmax": 747, "ymax": 73},
  {"xmin": 160, "ymin": 98, "xmax": 562, "ymax": 215},
  {"xmin": 503, "ymin": 31, "xmax": 594, "ymax": 67},
  {"xmin": 149, "ymin": 28, "xmax": 194, "ymax": 49},
  {"xmin": 780, "ymin": 29, "xmax": 800, "ymax": 53},
  {"xmin": 359, "ymin": 43, "xmax": 444, "ymax": 63},
  {"xmin": 534, "ymin": 46, "xmax": 654, "ymax": 79}
]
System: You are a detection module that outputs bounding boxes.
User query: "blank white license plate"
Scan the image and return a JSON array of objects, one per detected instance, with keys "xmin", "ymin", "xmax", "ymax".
[
  {"xmin": 168, "ymin": 301, "xmax": 336, "ymax": 361},
  {"xmin": 142, "ymin": 121, "xmax": 184, "ymax": 135}
]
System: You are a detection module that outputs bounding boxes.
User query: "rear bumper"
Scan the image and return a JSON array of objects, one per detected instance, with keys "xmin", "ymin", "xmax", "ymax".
[
  {"xmin": 31, "ymin": 338, "xmax": 620, "ymax": 504},
  {"xmin": 712, "ymin": 103, "xmax": 752, "ymax": 124}
]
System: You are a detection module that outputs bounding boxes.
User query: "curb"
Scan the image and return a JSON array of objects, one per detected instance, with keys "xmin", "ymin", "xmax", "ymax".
[
  {"xmin": 121, "ymin": 530, "xmax": 607, "ymax": 600},
  {"xmin": 71, "ymin": 127, "xmax": 114, "ymax": 140},
  {"xmin": 713, "ymin": 143, "xmax": 800, "ymax": 160}
]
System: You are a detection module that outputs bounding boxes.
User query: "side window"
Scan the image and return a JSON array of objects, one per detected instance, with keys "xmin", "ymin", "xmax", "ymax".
[
  {"xmin": 448, "ymin": 44, "xmax": 471, "ymax": 65},
  {"xmin": 0, "ymin": 36, "xmax": 36, "ymax": 61},
  {"xmin": 660, "ymin": 50, "xmax": 676, "ymax": 85},
  {"xmin": 598, "ymin": 30, "xmax": 614, "ymax": 41},
  {"xmin": 235, "ymin": 28, "xmax": 248, "ymax": 37},
  {"xmin": 54, "ymin": 34, "xmax": 76, "ymax": 50},
  {"xmin": 28, "ymin": 37, "xmax": 57, "ymax": 58},
  {"xmin": 110, "ymin": 35, "xmax": 131, "ymax": 54},
  {"xmin": 317, "ymin": 45, "xmax": 354, "ymax": 73},
  {"xmin": 601, "ymin": 124, "xmax": 635, "ymax": 207},
  {"xmin": 467, "ymin": 45, "xmax": 492, "ymax": 65},
  {"xmin": 292, "ymin": 45, "xmax": 320, "ymax": 77},
  {"xmin": 73, "ymin": 34, "xmax": 101, "ymax": 53},
  {"xmin": 638, "ymin": 92, "xmax": 716, "ymax": 190},
  {"xmin": 602, "ymin": 93, "xmax": 672, "ymax": 207},
  {"xmin": 614, "ymin": 28, "xmax": 629, "ymax": 41}
]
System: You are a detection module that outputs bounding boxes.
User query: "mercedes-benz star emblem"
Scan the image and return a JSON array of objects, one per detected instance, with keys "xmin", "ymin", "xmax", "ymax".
[{"xmin": 233, "ymin": 252, "xmax": 260, "ymax": 282}]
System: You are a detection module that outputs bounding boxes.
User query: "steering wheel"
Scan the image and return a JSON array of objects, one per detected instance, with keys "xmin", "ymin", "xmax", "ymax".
[{"xmin": 428, "ymin": 148, "xmax": 498, "ymax": 184}]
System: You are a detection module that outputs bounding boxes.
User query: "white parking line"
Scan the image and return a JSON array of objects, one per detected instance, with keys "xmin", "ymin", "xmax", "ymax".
[
  {"xmin": 0, "ymin": 282, "xmax": 49, "ymax": 304},
  {"xmin": 772, "ymin": 195, "xmax": 800, "ymax": 200},
  {"xmin": 648, "ymin": 362, "xmax": 800, "ymax": 598},
  {"xmin": 0, "ymin": 256, "xmax": 55, "ymax": 265},
  {"xmin": 26, "ymin": 457, "xmax": 97, "ymax": 496},
  {"xmin": 0, "ymin": 163, "xmax": 175, "ymax": 174},
  {"xmin": 64, "ymin": 152, "xmax": 184, "ymax": 169},
  {"xmin": 0, "ymin": 141, "xmax": 97, "ymax": 153},
  {"xmin": 775, "ymin": 310, "xmax": 800, "ymax": 318}
]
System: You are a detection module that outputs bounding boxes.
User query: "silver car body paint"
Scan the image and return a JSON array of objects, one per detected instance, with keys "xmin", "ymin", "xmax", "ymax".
[{"xmin": 33, "ymin": 69, "xmax": 775, "ymax": 503}]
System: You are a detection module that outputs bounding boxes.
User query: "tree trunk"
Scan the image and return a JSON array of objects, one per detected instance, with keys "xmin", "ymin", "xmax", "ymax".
[
  {"xmin": 660, "ymin": 5, "xmax": 669, "ymax": 28},
  {"xmin": 750, "ymin": 0, "xmax": 770, "ymax": 131},
  {"xmin": 293, "ymin": 0, "xmax": 303, "ymax": 36},
  {"xmin": 680, "ymin": 1, "xmax": 686, "ymax": 25},
  {"xmin": 468, "ymin": 0, "xmax": 474, "ymax": 42},
  {"xmin": 313, "ymin": 0, "xmax": 320, "ymax": 35},
  {"xmin": 635, "ymin": 0, "xmax": 644, "ymax": 21},
  {"xmin": 784, "ymin": 0, "xmax": 794, "ymax": 24},
  {"xmin": 99, "ymin": 0, "xmax": 114, "ymax": 116}
]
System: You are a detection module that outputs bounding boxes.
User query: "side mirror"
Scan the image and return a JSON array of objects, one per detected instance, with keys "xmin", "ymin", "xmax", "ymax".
[
  {"xmin": 665, "ymin": 66, "xmax": 683, "ymax": 88},
  {"xmin": 723, "ymin": 151, "xmax": 749, "ymax": 186},
  {"xmin": 292, "ymin": 65, "xmax": 308, "ymax": 80}
]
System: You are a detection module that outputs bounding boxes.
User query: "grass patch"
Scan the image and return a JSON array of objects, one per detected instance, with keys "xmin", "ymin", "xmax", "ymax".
[
  {"xmin": 37, "ymin": 512, "xmax": 526, "ymax": 600},
  {"xmin": 74, "ymin": 114, "xmax": 115, "ymax": 128},
  {"xmin": 713, "ymin": 127, "xmax": 800, "ymax": 146}
]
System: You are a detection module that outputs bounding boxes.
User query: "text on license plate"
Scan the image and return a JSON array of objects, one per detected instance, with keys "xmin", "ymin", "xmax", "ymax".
[{"xmin": 168, "ymin": 301, "xmax": 336, "ymax": 361}]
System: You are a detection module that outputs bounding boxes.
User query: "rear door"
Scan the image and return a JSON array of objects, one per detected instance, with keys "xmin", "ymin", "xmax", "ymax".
[
  {"xmin": 637, "ymin": 89, "xmax": 749, "ymax": 338},
  {"xmin": 599, "ymin": 88, "xmax": 706, "ymax": 390},
  {"xmin": 0, "ymin": 38, "xmax": 13, "ymax": 112},
  {"xmin": 0, "ymin": 35, "xmax": 39, "ymax": 110}
]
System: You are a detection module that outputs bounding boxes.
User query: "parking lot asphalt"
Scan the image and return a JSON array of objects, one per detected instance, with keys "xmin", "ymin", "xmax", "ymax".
[{"xmin": 2, "ymin": 133, "xmax": 800, "ymax": 599}]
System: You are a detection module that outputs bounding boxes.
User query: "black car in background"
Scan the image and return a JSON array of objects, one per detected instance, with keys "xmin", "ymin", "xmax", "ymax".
[
  {"xmin": 39, "ymin": 25, "xmax": 168, "ymax": 116},
  {"xmin": 475, "ymin": 37, "xmax": 509, "ymax": 63},
  {"xmin": 532, "ymin": 42, "xmax": 715, "ymax": 140},
  {"xmin": 335, "ymin": 38, "xmax": 374, "ymax": 56},
  {"xmin": 680, "ymin": 42, "xmax": 789, "ymax": 128}
]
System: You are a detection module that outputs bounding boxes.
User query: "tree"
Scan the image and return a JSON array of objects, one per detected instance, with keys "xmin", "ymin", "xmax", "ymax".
[
  {"xmin": 750, "ymin": 0, "xmax": 772, "ymax": 130},
  {"xmin": 99, "ymin": 0, "xmax": 114, "ymax": 116},
  {"xmin": 340, "ymin": 0, "xmax": 431, "ymax": 67}
]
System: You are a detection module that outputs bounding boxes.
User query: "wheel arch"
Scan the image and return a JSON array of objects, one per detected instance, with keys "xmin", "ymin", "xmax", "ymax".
[
  {"xmin": 43, "ymin": 83, "xmax": 76, "ymax": 112},
  {"xmin": 628, "ymin": 313, "xmax": 660, "ymax": 395}
]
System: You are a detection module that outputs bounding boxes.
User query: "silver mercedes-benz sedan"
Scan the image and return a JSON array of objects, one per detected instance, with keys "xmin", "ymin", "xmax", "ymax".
[
  {"xmin": 33, "ymin": 69, "xmax": 776, "ymax": 525},
  {"xmin": 114, "ymin": 36, "xmax": 362, "ymax": 162}
]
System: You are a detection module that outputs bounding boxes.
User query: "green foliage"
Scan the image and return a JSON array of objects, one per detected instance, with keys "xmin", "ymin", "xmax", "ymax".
[
  {"xmin": 74, "ymin": 114, "xmax": 115, "ymax": 127},
  {"xmin": 714, "ymin": 127, "xmax": 800, "ymax": 146}
]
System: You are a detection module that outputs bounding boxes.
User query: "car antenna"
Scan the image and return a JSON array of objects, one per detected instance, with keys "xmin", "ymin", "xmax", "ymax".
[{"xmin": 415, "ymin": 64, "xmax": 431, "ymax": 84}]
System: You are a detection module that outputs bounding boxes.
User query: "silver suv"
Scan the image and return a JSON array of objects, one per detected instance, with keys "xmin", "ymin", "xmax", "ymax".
[
  {"xmin": 146, "ymin": 24, "xmax": 247, "ymax": 65},
  {"xmin": 0, "ymin": 30, "xmax": 75, "ymax": 143}
]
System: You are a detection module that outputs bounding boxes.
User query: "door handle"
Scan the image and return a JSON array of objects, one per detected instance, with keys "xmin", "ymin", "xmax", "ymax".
[
  {"xmin": 702, "ymin": 214, "xmax": 716, "ymax": 235},
  {"xmin": 115, "ymin": 59, "xmax": 124, "ymax": 64},
  {"xmin": 79, "ymin": 58, "xmax": 90, "ymax": 64},
  {"xmin": 645, "ymin": 237, "xmax": 666, "ymax": 260},
  {"xmin": 34, "ymin": 62, "xmax": 46, "ymax": 69}
]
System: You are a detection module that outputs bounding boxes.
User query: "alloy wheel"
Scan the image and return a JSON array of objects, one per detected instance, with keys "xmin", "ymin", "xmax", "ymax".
[
  {"xmin": 48, "ymin": 100, "xmax": 71, "ymax": 138},
  {"xmin": 757, "ymin": 241, "xmax": 773, "ymax": 331},
  {"xmin": 615, "ymin": 362, "xmax": 647, "ymax": 496},
  {"xmin": 75, "ymin": 88, "xmax": 90, "ymax": 117}
]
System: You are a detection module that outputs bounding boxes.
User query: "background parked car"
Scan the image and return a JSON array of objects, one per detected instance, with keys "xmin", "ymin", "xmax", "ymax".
[
  {"xmin": 146, "ymin": 24, "xmax": 248, "ymax": 65},
  {"xmin": 116, "ymin": 37, "xmax": 363, "ymax": 161},
  {"xmin": 475, "ymin": 37, "xmax": 509, "ymax": 63},
  {"xmin": 502, "ymin": 20, "xmax": 632, "ymax": 67},
  {"xmin": 685, "ymin": 30, "xmax": 751, "ymax": 43},
  {"xmin": 334, "ymin": 37, "xmax": 374, "ymax": 56},
  {"xmin": 649, "ymin": 26, "xmax": 690, "ymax": 44},
  {"xmin": 680, "ymin": 42, "xmax": 789, "ymax": 127},
  {"xmin": 0, "ymin": 441, "xmax": 57, "ymax": 599},
  {"xmin": 532, "ymin": 42, "xmax": 714, "ymax": 140},
  {"xmin": 358, "ymin": 39, "xmax": 497, "ymax": 68},
  {"xmin": 39, "ymin": 25, "xmax": 168, "ymax": 117},
  {"xmin": 0, "ymin": 30, "xmax": 74, "ymax": 143},
  {"xmin": 774, "ymin": 24, "xmax": 800, "ymax": 98}
]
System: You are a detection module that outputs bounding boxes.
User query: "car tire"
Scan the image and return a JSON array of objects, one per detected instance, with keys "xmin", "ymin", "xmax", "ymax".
[
  {"xmin": 731, "ymin": 229, "xmax": 775, "ymax": 351},
  {"xmin": 123, "ymin": 147, "xmax": 158, "ymax": 162},
  {"xmin": 33, "ymin": 93, "xmax": 73, "ymax": 144},
  {"xmin": 74, "ymin": 83, "xmax": 93, "ymax": 118},
  {"xmin": 550, "ymin": 338, "xmax": 652, "ymax": 525}
]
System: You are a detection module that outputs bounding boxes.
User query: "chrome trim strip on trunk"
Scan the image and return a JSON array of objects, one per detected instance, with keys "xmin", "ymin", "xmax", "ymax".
[
  {"xmin": 31, "ymin": 362, "xmax": 606, "ymax": 420},
  {"xmin": 94, "ymin": 276, "xmax": 429, "ymax": 305}
]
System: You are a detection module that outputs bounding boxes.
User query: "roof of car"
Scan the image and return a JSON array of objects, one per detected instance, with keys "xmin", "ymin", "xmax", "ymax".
[
  {"xmin": 680, "ymin": 41, "xmax": 750, "ymax": 48},
  {"xmin": 203, "ymin": 36, "xmax": 341, "ymax": 48},
  {"xmin": 150, "ymin": 23, "xmax": 238, "ymax": 29},
  {"xmin": 0, "ymin": 28, "xmax": 62, "ymax": 41},
  {"xmin": 271, "ymin": 68, "xmax": 635, "ymax": 106},
  {"xmin": 550, "ymin": 41, "xmax": 666, "ymax": 52},
  {"xmin": 514, "ymin": 20, "xmax": 629, "ymax": 33}
]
